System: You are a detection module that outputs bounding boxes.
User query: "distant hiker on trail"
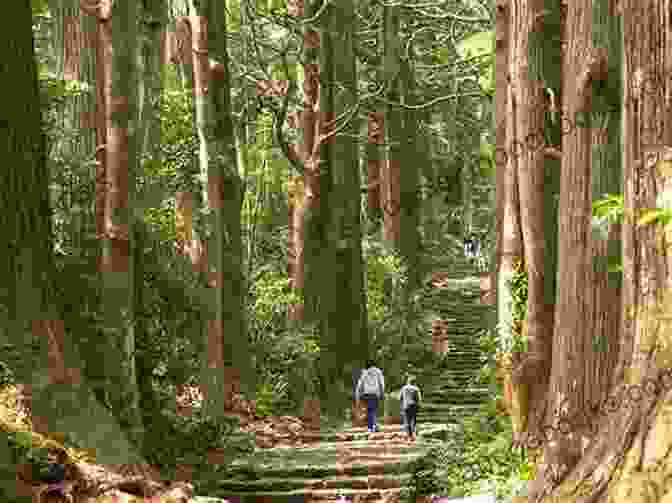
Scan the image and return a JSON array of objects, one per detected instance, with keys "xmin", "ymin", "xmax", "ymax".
[
  {"xmin": 399, "ymin": 375, "xmax": 422, "ymax": 441},
  {"xmin": 355, "ymin": 359, "xmax": 385, "ymax": 433}
]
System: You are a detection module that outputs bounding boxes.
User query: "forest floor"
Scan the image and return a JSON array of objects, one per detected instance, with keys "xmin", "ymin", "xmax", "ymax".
[
  {"xmin": 0, "ymin": 384, "xmax": 450, "ymax": 503},
  {"xmin": 1, "ymin": 270, "xmax": 492, "ymax": 502}
]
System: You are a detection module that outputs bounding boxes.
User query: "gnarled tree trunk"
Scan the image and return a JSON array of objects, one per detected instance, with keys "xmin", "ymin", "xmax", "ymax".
[{"xmin": 526, "ymin": 1, "xmax": 672, "ymax": 502}]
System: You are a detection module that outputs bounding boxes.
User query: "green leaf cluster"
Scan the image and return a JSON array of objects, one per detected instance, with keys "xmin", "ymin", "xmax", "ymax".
[{"xmin": 505, "ymin": 259, "xmax": 528, "ymax": 353}]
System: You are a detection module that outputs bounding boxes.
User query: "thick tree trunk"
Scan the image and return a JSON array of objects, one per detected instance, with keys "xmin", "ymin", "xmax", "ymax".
[
  {"xmin": 137, "ymin": 0, "xmax": 166, "ymax": 161},
  {"xmin": 188, "ymin": 0, "xmax": 251, "ymax": 414},
  {"xmin": 381, "ymin": 3, "xmax": 402, "ymax": 245},
  {"xmin": 168, "ymin": 11, "xmax": 209, "ymax": 275},
  {"xmin": 496, "ymin": 0, "xmax": 525, "ymax": 422},
  {"xmin": 43, "ymin": 0, "xmax": 103, "ymax": 406},
  {"xmin": 289, "ymin": 174, "xmax": 306, "ymax": 322},
  {"xmin": 493, "ymin": 0, "xmax": 510, "ymax": 320},
  {"xmin": 422, "ymin": 111, "xmax": 442, "ymax": 243},
  {"xmin": 509, "ymin": 0, "xmax": 553, "ymax": 446},
  {"xmin": 100, "ymin": 0, "xmax": 145, "ymax": 448},
  {"xmin": 318, "ymin": 0, "xmax": 368, "ymax": 419},
  {"xmin": 526, "ymin": 2, "xmax": 672, "ymax": 502},
  {"xmin": 367, "ymin": 112, "xmax": 384, "ymax": 221},
  {"xmin": 399, "ymin": 60, "xmax": 422, "ymax": 289},
  {"xmin": 1, "ymin": 0, "xmax": 144, "ymax": 467},
  {"xmin": 95, "ymin": 10, "xmax": 108, "ymax": 269},
  {"xmin": 531, "ymin": 0, "xmax": 600, "ymax": 490},
  {"xmin": 530, "ymin": 0, "xmax": 621, "ymax": 494},
  {"xmin": 287, "ymin": 174, "xmax": 297, "ymax": 288},
  {"xmin": 582, "ymin": 0, "xmax": 623, "ymax": 468},
  {"xmin": 286, "ymin": 0, "xmax": 322, "ymax": 323}
]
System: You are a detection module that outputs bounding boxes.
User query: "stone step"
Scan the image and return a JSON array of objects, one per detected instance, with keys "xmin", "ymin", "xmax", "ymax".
[
  {"xmin": 424, "ymin": 369, "xmax": 482, "ymax": 378},
  {"xmin": 427, "ymin": 386, "xmax": 490, "ymax": 395},
  {"xmin": 424, "ymin": 364, "xmax": 482, "ymax": 372},
  {"xmin": 424, "ymin": 375, "xmax": 482, "ymax": 384},
  {"xmin": 297, "ymin": 424, "xmax": 449, "ymax": 444},
  {"xmin": 435, "ymin": 350, "xmax": 482, "ymax": 356},
  {"xmin": 417, "ymin": 413, "xmax": 478, "ymax": 423},
  {"xmin": 211, "ymin": 487, "xmax": 405, "ymax": 502},
  {"xmin": 417, "ymin": 405, "xmax": 481, "ymax": 417},
  {"xmin": 424, "ymin": 395, "xmax": 490, "ymax": 405},
  {"xmin": 417, "ymin": 402, "xmax": 486, "ymax": 412},
  {"xmin": 422, "ymin": 397, "xmax": 489, "ymax": 407},
  {"xmin": 215, "ymin": 448, "xmax": 427, "ymax": 482},
  {"xmin": 424, "ymin": 377, "xmax": 482, "ymax": 387},
  {"xmin": 211, "ymin": 472, "xmax": 413, "ymax": 493},
  {"xmin": 212, "ymin": 461, "xmax": 417, "ymax": 489}
]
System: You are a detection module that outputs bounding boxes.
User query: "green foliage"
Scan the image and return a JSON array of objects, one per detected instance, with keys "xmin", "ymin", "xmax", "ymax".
[
  {"xmin": 401, "ymin": 396, "xmax": 529, "ymax": 501},
  {"xmin": 502, "ymin": 259, "xmax": 528, "ymax": 353},
  {"xmin": 365, "ymin": 242, "xmax": 408, "ymax": 325},
  {"xmin": 637, "ymin": 207, "xmax": 672, "ymax": 227},
  {"xmin": 591, "ymin": 193, "xmax": 624, "ymax": 243},
  {"xmin": 254, "ymin": 379, "xmax": 290, "ymax": 418},
  {"xmin": 246, "ymin": 264, "xmax": 323, "ymax": 413},
  {"xmin": 364, "ymin": 241, "xmax": 431, "ymax": 389},
  {"xmin": 140, "ymin": 383, "xmax": 255, "ymax": 475},
  {"xmin": 474, "ymin": 327, "xmax": 499, "ymax": 389},
  {"xmin": 156, "ymin": 88, "xmax": 200, "ymax": 197},
  {"xmin": 456, "ymin": 30, "xmax": 494, "ymax": 94},
  {"xmin": 590, "ymin": 193, "xmax": 624, "ymax": 274},
  {"xmin": 441, "ymin": 406, "xmax": 528, "ymax": 500},
  {"xmin": 404, "ymin": 445, "xmax": 453, "ymax": 501}
]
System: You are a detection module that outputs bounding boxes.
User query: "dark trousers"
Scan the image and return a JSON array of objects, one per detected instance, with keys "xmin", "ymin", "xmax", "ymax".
[
  {"xmin": 403, "ymin": 404, "xmax": 418, "ymax": 437},
  {"xmin": 365, "ymin": 396, "xmax": 379, "ymax": 431}
]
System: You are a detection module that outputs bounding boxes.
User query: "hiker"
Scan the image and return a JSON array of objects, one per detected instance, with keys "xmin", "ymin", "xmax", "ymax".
[
  {"xmin": 355, "ymin": 359, "xmax": 385, "ymax": 433},
  {"xmin": 399, "ymin": 375, "xmax": 422, "ymax": 441}
]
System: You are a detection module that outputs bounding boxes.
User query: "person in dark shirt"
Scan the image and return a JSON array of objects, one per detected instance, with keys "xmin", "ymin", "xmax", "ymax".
[{"xmin": 398, "ymin": 375, "xmax": 422, "ymax": 441}]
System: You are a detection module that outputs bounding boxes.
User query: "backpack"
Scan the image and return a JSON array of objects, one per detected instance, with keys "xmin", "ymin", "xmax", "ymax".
[{"xmin": 360, "ymin": 369, "xmax": 381, "ymax": 397}]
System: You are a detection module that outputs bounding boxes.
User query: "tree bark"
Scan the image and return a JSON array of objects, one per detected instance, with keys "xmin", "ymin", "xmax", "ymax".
[
  {"xmin": 188, "ymin": 0, "xmax": 251, "ymax": 414},
  {"xmin": 44, "ymin": 0, "xmax": 104, "ymax": 409},
  {"xmin": 0, "ymin": 0, "xmax": 145, "ymax": 467},
  {"xmin": 493, "ymin": 0, "xmax": 510, "ymax": 322},
  {"xmin": 526, "ymin": 2, "xmax": 672, "ymax": 502},
  {"xmin": 100, "ymin": 0, "xmax": 145, "ymax": 448},
  {"xmin": 381, "ymin": 2, "xmax": 402, "ymax": 245},
  {"xmin": 509, "ymin": 0, "xmax": 553, "ymax": 446},
  {"xmin": 137, "ymin": 0, "xmax": 167, "ymax": 161},
  {"xmin": 399, "ymin": 59, "xmax": 422, "ymax": 290},
  {"xmin": 287, "ymin": 0, "xmax": 322, "ymax": 323},
  {"xmin": 531, "ymin": 0, "xmax": 596, "ymax": 491},
  {"xmin": 318, "ymin": 0, "xmax": 368, "ymax": 419},
  {"xmin": 367, "ymin": 111, "xmax": 384, "ymax": 221},
  {"xmin": 497, "ymin": 0, "xmax": 525, "ymax": 433}
]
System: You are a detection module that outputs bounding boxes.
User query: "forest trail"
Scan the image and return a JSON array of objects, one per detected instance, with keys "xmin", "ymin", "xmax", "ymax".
[
  {"xmin": 0, "ymin": 264, "xmax": 492, "ymax": 503},
  {"xmin": 204, "ymin": 423, "xmax": 450, "ymax": 502},
  {"xmin": 201, "ymin": 270, "xmax": 494, "ymax": 502}
]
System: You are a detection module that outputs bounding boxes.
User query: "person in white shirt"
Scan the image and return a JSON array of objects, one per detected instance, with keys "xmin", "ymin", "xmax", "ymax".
[{"xmin": 355, "ymin": 359, "xmax": 385, "ymax": 433}]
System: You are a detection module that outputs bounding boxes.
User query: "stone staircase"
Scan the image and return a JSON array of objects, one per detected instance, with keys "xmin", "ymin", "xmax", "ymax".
[
  {"xmin": 195, "ymin": 257, "xmax": 494, "ymax": 502},
  {"xmin": 416, "ymin": 267, "xmax": 494, "ymax": 427},
  {"xmin": 199, "ymin": 424, "xmax": 451, "ymax": 502}
]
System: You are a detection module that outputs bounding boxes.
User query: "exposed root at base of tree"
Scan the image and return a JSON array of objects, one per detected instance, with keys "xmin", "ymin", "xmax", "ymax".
[{"xmin": 529, "ymin": 386, "xmax": 672, "ymax": 503}]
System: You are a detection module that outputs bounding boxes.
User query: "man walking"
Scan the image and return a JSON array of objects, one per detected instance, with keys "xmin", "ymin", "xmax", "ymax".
[
  {"xmin": 399, "ymin": 375, "xmax": 422, "ymax": 441},
  {"xmin": 355, "ymin": 359, "xmax": 385, "ymax": 433}
]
